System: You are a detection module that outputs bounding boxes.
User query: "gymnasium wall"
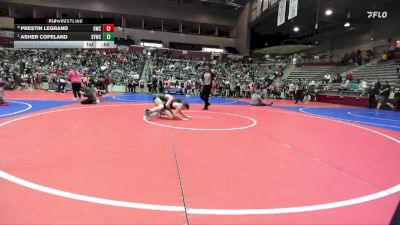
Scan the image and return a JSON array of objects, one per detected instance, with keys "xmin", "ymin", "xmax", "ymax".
[{"xmin": 115, "ymin": 28, "xmax": 236, "ymax": 49}]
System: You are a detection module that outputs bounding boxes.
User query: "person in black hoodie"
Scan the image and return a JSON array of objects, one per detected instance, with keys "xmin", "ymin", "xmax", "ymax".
[
  {"xmin": 368, "ymin": 85, "xmax": 377, "ymax": 108},
  {"xmin": 377, "ymin": 81, "xmax": 394, "ymax": 110}
]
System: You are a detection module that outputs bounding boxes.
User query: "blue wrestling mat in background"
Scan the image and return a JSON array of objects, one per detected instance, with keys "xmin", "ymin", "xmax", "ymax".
[
  {"xmin": 3, "ymin": 93, "xmax": 397, "ymax": 132},
  {"xmin": 104, "ymin": 93, "xmax": 250, "ymax": 105},
  {"xmin": 277, "ymin": 106, "xmax": 400, "ymax": 132},
  {"xmin": 0, "ymin": 100, "xmax": 74, "ymax": 120}
]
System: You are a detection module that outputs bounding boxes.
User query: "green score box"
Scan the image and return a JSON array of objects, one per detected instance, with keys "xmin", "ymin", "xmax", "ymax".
[{"xmin": 102, "ymin": 32, "xmax": 114, "ymax": 41}]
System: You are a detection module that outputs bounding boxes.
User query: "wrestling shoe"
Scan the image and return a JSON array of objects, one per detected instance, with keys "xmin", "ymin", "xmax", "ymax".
[{"xmin": 144, "ymin": 109, "xmax": 152, "ymax": 120}]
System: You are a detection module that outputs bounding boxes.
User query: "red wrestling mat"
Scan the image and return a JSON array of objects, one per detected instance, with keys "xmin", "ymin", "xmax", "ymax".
[{"xmin": 0, "ymin": 103, "xmax": 399, "ymax": 224}]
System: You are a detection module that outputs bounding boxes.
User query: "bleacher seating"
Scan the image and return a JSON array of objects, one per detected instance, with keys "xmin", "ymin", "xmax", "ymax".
[
  {"xmin": 287, "ymin": 65, "xmax": 335, "ymax": 81},
  {"xmin": 351, "ymin": 60, "xmax": 399, "ymax": 86}
]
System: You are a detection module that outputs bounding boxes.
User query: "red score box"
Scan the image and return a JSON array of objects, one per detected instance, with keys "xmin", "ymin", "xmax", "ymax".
[{"xmin": 102, "ymin": 24, "xmax": 114, "ymax": 32}]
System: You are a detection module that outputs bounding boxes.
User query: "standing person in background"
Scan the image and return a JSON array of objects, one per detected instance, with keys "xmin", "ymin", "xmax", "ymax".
[
  {"xmin": 251, "ymin": 91, "xmax": 273, "ymax": 106},
  {"xmin": 288, "ymin": 82, "xmax": 295, "ymax": 100},
  {"xmin": 200, "ymin": 66, "xmax": 213, "ymax": 110},
  {"xmin": 82, "ymin": 74, "xmax": 89, "ymax": 87},
  {"xmin": 158, "ymin": 79, "xmax": 164, "ymax": 94},
  {"xmin": 33, "ymin": 70, "xmax": 41, "ymax": 90},
  {"xmin": 103, "ymin": 74, "xmax": 110, "ymax": 94},
  {"xmin": 147, "ymin": 79, "xmax": 152, "ymax": 93},
  {"xmin": 368, "ymin": 85, "xmax": 377, "ymax": 109},
  {"xmin": 235, "ymin": 80, "xmax": 241, "ymax": 98},
  {"xmin": 68, "ymin": 66, "xmax": 82, "ymax": 100},
  {"xmin": 225, "ymin": 80, "xmax": 230, "ymax": 97},
  {"xmin": 294, "ymin": 80, "xmax": 304, "ymax": 104},
  {"xmin": 124, "ymin": 76, "xmax": 129, "ymax": 93},
  {"xmin": 139, "ymin": 80, "xmax": 145, "ymax": 93},
  {"xmin": 393, "ymin": 80, "xmax": 400, "ymax": 111},
  {"xmin": 377, "ymin": 81, "xmax": 394, "ymax": 110},
  {"xmin": 151, "ymin": 75, "xmax": 158, "ymax": 94},
  {"xmin": 0, "ymin": 80, "xmax": 9, "ymax": 106}
]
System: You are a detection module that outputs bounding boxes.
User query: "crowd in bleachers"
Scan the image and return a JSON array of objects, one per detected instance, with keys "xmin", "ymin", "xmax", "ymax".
[
  {"xmin": 140, "ymin": 54, "xmax": 288, "ymax": 99},
  {"xmin": 0, "ymin": 49, "xmax": 145, "ymax": 93},
  {"xmin": 341, "ymin": 49, "xmax": 373, "ymax": 66},
  {"xmin": 1, "ymin": 47, "xmax": 399, "ymax": 110}
]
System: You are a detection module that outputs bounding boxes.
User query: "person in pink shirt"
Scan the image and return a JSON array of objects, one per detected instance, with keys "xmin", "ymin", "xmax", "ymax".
[{"xmin": 68, "ymin": 66, "xmax": 82, "ymax": 100}]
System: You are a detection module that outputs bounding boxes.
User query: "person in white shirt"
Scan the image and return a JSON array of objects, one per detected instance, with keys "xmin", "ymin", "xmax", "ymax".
[
  {"xmin": 323, "ymin": 74, "xmax": 331, "ymax": 84},
  {"xmin": 357, "ymin": 79, "xmax": 368, "ymax": 96}
]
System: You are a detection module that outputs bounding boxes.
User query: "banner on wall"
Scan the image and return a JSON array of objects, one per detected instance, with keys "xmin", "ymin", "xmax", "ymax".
[
  {"xmin": 262, "ymin": 0, "xmax": 269, "ymax": 11},
  {"xmin": 288, "ymin": 0, "xmax": 298, "ymax": 20},
  {"xmin": 277, "ymin": 0, "xmax": 287, "ymax": 26}
]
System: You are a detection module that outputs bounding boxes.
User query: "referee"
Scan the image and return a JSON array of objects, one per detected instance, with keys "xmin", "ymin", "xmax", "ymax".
[{"xmin": 200, "ymin": 66, "xmax": 213, "ymax": 110}]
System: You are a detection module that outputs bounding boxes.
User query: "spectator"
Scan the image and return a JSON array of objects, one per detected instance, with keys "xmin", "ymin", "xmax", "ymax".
[
  {"xmin": 68, "ymin": 66, "xmax": 82, "ymax": 100},
  {"xmin": 80, "ymin": 86, "xmax": 98, "ymax": 104},
  {"xmin": 0, "ymin": 80, "xmax": 9, "ymax": 106},
  {"xmin": 224, "ymin": 80, "xmax": 230, "ymax": 97},
  {"xmin": 323, "ymin": 73, "xmax": 331, "ymax": 84},
  {"xmin": 288, "ymin": 82, "xmax": 295, "ymax": 100},
  {"xmin": 200, "ymin": 66, "xmax": 212, "ymax": 110},
  {"xmin": 151, "ymin": 75, "xmax": 158, "ymax": 94},
  {"xmin": 33, "ymin": 70, "xmax": 41, "ymax": 90},
  {"xmin": 368, "ymin": 84, "xmax": 377, "ymax": 108},
  {"xmin": 374, "ymin": 79, "xmax": 381, "ymax": 91},
  {"xmin": 393, "ymin": 80, "xmax": 400, "ymax": 111},
  {"xmin": 103, "ymin": 74, "xmax": 110, "ymax": 93},
  {"xmin": 251, "ymin": 91, "xmax": 273, "ymax": 106},
  {"xmin": 357, "ymin": 79, "xmax": 368, "ymax": 97},
  {"xmin": 82, "ymin": 74, "xmax": 89, "ymax": 87},
  {"xmin": 377, "ymin": 81, "xmax": 394, "ymax": 110},
  {"xmin": 235, "ymin": 81, "xmax": 241, "ymax": 98},
  {"xmin": 346, "ymin": 73, "xmax": 353, "ymax": 81},
  {"xmin": 57, "ymin": 75, "xmax": 67, "ymax": 93},
  {"xmin": 294, "ymin": 80, "xmax": 304, "ymax": 104}
]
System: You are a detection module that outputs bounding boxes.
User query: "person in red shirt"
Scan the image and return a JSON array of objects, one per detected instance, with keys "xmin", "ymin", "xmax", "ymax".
[{"xmin": 346, "ymin": 73, "xmax": 353, "ymax": 81}]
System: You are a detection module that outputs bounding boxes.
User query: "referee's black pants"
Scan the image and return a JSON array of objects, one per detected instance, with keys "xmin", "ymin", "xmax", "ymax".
[{"xmin": 200, "ymin": 85, "xmax": 212, "ymax": 109}]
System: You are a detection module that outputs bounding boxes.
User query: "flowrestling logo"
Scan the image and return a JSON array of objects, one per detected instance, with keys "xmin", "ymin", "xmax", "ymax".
[{"xmin": 367, "ymin": 11, "xmax": 388, "ymax": 19}]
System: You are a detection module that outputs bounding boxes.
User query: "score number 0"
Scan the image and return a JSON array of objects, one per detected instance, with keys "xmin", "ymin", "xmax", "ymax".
[{"xmin": 102, "ymin": 24, "xmax": 114, "ymax": 32}]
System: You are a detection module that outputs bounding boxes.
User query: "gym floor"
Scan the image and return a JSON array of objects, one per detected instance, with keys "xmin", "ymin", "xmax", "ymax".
[{"xmin": 1, "ymin": 91, "xmax": 399, "ymax": 225}]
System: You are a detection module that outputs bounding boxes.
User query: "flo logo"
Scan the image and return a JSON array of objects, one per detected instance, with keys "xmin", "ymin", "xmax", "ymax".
[{"xmin": 367, "ymin": 11, "xmax": 388, "ymax": 18}]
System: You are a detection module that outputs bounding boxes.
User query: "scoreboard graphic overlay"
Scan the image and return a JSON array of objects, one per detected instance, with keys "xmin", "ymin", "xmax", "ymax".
[{"xmin": 14, "ymin": 18, "xmax": 115, "ymax": 49}]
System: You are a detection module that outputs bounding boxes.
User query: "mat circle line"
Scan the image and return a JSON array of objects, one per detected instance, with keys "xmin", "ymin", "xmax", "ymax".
[
  {"xmin": 0, "ymin": 100, "xmax": 32, "ymax": 118},
  {"xmin": 299, "ymin": 107, "xmax": 400, "ymax": 129}
]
